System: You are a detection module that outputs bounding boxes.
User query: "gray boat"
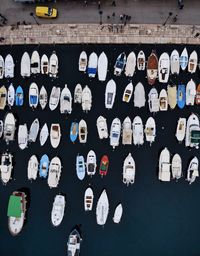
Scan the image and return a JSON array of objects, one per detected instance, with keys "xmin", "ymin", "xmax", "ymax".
[
  {"xmin": 67, "ymin": 229, "xmax": 82, "ymax": 256},
  {"xmin": 29, "ymin": 118, "xmax": 39, "ymax": 143}
]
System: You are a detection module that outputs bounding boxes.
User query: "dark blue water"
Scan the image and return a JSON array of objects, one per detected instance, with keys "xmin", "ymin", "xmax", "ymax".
[{"xmin": 0, "ymin": 44, "xmax": 200, "ymax": 256}]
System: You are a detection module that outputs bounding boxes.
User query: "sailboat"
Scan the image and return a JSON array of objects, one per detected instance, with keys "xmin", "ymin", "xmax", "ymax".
[
  {"xmin": 122, "ymin": 116, "xmax": 132, "ymax": 145},
  {"xmin": 175, "ymin": 118, "xmax": 186, "ymax": 143},
  {"xmin": 86, "ymin": 150, "xmax": 97, "ymax": 176},
  {"xmin": 148, "ymin": 88, "xmax": 159, "ymax": 113},
  {"xmin": 158, "ymin": 52, "xmax": 170, "ymax": 83},
  {"xmin": 170, "ymin": 49, "xmax": 180, "ymax": 75},
  {"xmin": 144, "ymin": 117, "xmax": 156, "ymax": 145},
  {"xmin": 20, "ymin": 52, "xmax": 30, "ymax": 77},
  {"xmin": 39, "ymin": 85, "xmax": 48, "ymax": 110},
  {"xmin": 96, "ymin": 189, "xmax": 109, "ymax": 226},
  {"xmin": 31, "ymin": 50, "xmax": 40, "ymax": 74},
  {"xmin": 98, "ymin": 51, "xmax": 108, "ymax": 81},
  {"xmin": 196, "ymin": 84, "xmax": 200, "ymax": 105},
  {"xmin": 7, "ymin": 83, "xmax": 15, "ymax": 108},
  {"xmin": 0, "ymin": 152, "xmax": 13, "ymax": 185},
  {"xmin": 49, "ymin": 86, "xmax": 60, "ymax": 111},
  {"xmin": 84, "ymin": 187, "xmax": 94, "ymax": 211},
  {"xmin": 67, "ymin": 229, "xmax": 82, "ymax": 256},
  {"xmin": 188, "ymin": 50, "xmax": 198, "ymax": 73},
  {"xmin": 81, "ymin": 85, "xmax": 92, "ymax": 113},
  {"xmin": 158, "ymin": 147, "xmax": 171, "ymax": 182},
  {"xmin": 125, "ymin": 51, "xmax": 136, "ymax": 77},
  {"xmin": 105, "ymin": 79, "xmax": 116, "ymax": 109},
  {"xmin": 27, "ymin": 155, "xmax": 38, "ymax": 181},
  {"xmin": 5, "ymin": 54, "xmax": 14, "ymax": 78},
  {"xmin": 40, "ymin": 123, "xmax": 49, "ymax": 146},
  {"xmin": 47, "ymin": 156, "xmax": 62, "ymax": 188},
  {"xmin": 186, "ymin": 157, "xmax": 199, "ymax": 185},
  {"xmin": 110, "ymin": 118, "xmax": 121, "ymax": 149},
  {"xmin": 0, "ymin": 86, "xmax": 7, "ymax": 110},
  {"xmin": 70, "ymin": 122, "xmax": 78, "ymax": 143},
  {"xmin": 15, "ymin": 85, "xmax": 24, "ymax": 106},
  {"xmin": 185, "ymin": 113, "xmax": 200, "ymax": 149},
  {"xmin": 147, "ymin": 51, "xmax": 158, "ymax": 85},
  {"xmin": 49, "ymin": 52, "xmax": 58, "ymax": 78},
  {"xmin": 99, "ymin": 155, "xmax": 109, "ymax": 177},
  {"xmin": 78, "ymin": 119, "xmax": 87, "ymax": 143},
  {"xmin": 18, "ymin": 124, "xmax": 28, "ymax": 150},
  {"xmin": 180, "ymin": 47, "xmax": 188, "ymax": 71},
  {"xmin": 159, "ymin": 89, "xmax": 168, "ymax": 111},
  {"xmin": 123, "ymin": 153, "xmax": 135, "ymax": 185},
  {"xmin": 39, "ymin": 154, "xmax": 49, "ymax": 178},
  {"xmin": 87, "ymin": 52, "xmax": 98, "ymax": 78},
  {"xmin": 177, "ymin": 84, "xmax": 186, "ymax": 109},
  {"xmin": 51, "ymin": 195, "xmax": 65, "ymax": 226},
  {"xmin": 41, "ymin": 54, "xmax": 49, "ymax": 74},
  {"xmin": 60, "ymin": 84, "xmax": 72, "ymax": 114},
  {"xmin": 96, "ymin": 116, "xmax": 108, "ymax": 139},
  {"xmin": 0, "ymin": 55, "xmax": 4, "ymax": 79},
  {"xmin": 3, "ymin": 112, "xmax": 16, "ymax": 145},
  {"xmin": 76, "ymin": 154, "xmax": 85, "ymax": 180},
  {"xmin": 29, "ymin": 118, "xmax": 39, "ymax": 143},
  {"xmin": 114, "ymin": 52, "xmax": 126, "ymax": 76},
  {"xmin": 122, "ymin": 82, "xmax": 133, "ymax": 103},
  {"xmin": 186, "ymin": 79, "xmax": 196, "ymax": 106},
  {"xmin": 74, "ymin": 84, "xmax": 82, "ymax": 104},
  {"xmin": 171, "ymin": 154, "xmax": 182, "ymax": 181},
  {"xmin": 137, "ymin": 50, "xmax": 145, "ymax": 71},
  {"xmin": 50, "ymin": 124, "xmax": 61, "ymax": 148},
  {"xmin": 113, "ymin": 203, "xmax": 123, "ymax": 224},
  {"xmin": 134, "ymin": 82, "xmax": 146, "ymax": 108},
  {"xmin": 167, "ymin": 84, "xmax": 177, "ymax": 110},
  {"xmin": 29, "ymin": 82, "xmax": 39, "ymax": 109},
  {"xmin": 132, "ymin": 116, "xmax": 144, "ymax": 146},
  {"xmin": 79, "ymin": 51, "xmax": 87, "ymax": 72}
]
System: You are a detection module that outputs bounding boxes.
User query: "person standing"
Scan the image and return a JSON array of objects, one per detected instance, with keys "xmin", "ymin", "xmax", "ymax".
[{"xmin": 98, "ymin": 1, "xmax": 101, "ymax": 10}]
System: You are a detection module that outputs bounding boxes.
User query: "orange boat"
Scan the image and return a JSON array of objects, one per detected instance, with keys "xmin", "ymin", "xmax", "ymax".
[
  {"xmin": 99, "ymin": 155, "xmax": 109, "ymax": 177},
  {"xmin": 196, "ymin": 84, "xmax": 200, "ymax": 105},
  {"xmin": 147, "ymin": 51, "xmax": 158, "ymax": 86}
]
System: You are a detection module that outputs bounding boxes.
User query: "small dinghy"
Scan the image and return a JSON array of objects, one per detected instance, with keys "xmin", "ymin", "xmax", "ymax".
[
  {"xmin": 76, "ymin": 154, "xmax": 85, "ymax": 180},
  {"xmin": 0, "ymin": 152, "xmax": 13, "ymax": 185},
  {"xmin": 110, "ymin": 118, "xmax": 121, "ymax": 149},
  {"xmin": 98, "ymin": 51, "xmax": 108, "ymax": 81},
  {"xmin": 196, "ymin": 84, "xmax": 200, "ymax": 105},
  {"xmin": 48, "ymin": 156, "xmax": 62, "ymax": 188},
  {"xmin": 20, "ymin": 52, "xmax": 30, "ymax": 77},
  {"xmin": 79, "ymin": 119, "xmax": 87, "ymax": 143},
  {"xmin": 27, "ymin": 155, "xmax": 38, "ymax": 181},
  {"xmin": 167, "ymin": 85, "xmax": 177, "ymax": 110},
  {"xmin": 0, "ymin": 120, "xmax": 3, "ymax": 138},
  {"xmin": 123, "ymin": 153, "xmax": 135, "ymax": 185},
  {"xmin": 0, "ymin": 86, "xmax": 7, "ymax": 110},
  {"xmin": 125, "ymin": 51, "xmax": 136, "ymax": 77},
  {"xmin": 84, "ymin": 187, "xmax": 94, "ymax": 211},
  {"xmin": 86, "ymin": 150, "xmax": 97, "ymax": 176},
  {"xmin": 74, "ymin": 84, "xmax": 82, "ymax": 104},
  {"xmin": 177, "ymin": 84, "xmax": 186, "ymax": 109},
  {"xmin": 137, "ymin": 50, "xmax": 145, "ymax": 71},
  {"xmin": 41, "ymin": 54, "xmax": 49, "ymax": 74},
  {"xmin": 122, "ymin": 82, "xmax": 133, "ymax": 103},
  {"xmin": 159, "ymin": 89, "xmax": 168, "ymax": 111},
  {"xmin": 49, "ymin": 52, "xmax": 58, "ymax": 78},
  {"xmin": 133, "ymin": 116, "xmax": 144, "ymax": 146},
  {"xmin": 3, "ymin": 112, "xmax": 16, "ymax": 144},
  {"xmin": 40, "ymin": 123, "xmax": 49, "ymax": 146},
  {"xmin": 29, "ymin": 82, "xmax": 39, "ymax": 109},
  {"xmin": 67, "ymin": 229, "xmax": 82, "ymax": 256},
  {"xmin": 81, "ymin": 85, "xmax": 92, "ymax": 113},
  {"xmin": 170, "ymin": 49, "xmax": 180, "ymax": 75},
  {"xmin": 39, "ymin": 85, "xmax": 48, "ymax": 110},
  {"xmin": 87, "ymin": 52, "xmax": 98, "ymax": 78},
  {"xmin": 15, "ymin": 85, "xmax": 24, "ymax": 106},
  {"xmin": 185, "ymin": 113, "xmax": 200, "ymax": 149},
  {"xmin": 147, "ymin": 51, "xmax": 158, "ymax": 85},
  {"xmin": 7, "ymin": 84, "xmax": 15, "ymax": 108},
  {"xmin": 96, "ymin": 189, "xmax": 109, "ymax": 226},
  {"xmin": 114, "ymin": 52, "xmax": 126, "ymax": 76},
  {"xmin": 158, "ymin": 52, "xmax": 170, "ymax": 83},
  {"xmin": 5, "ymin": 54, "xmax": 14, "ymax": 78},
  {"xmin": 96, "ymin": 116, "xmax": 108, "ymax": 140},
  {"xmin": 18, "ymin": 124, "xmax": 28, "ymax": 150},
  {"xmin": 60, "ymin": 84, "xmax": 72, "ymax": 114},
  {"xmin": 99, "ymin": 155, "xmax": 109, "ymax": 177},
  {"xmin": 134, "ymin": 82, "xmax": 146, "ymax": 108},
  {"xmin": 50, "ymin": 124, "xmax": 61, "ymax": 148},
  {"xmin": 180, "ymin": 47, "xmax": 188, "ymax": 71},
  {"xmin": 148, "ymin": 88, "xmax": 159, "ymax": 113},
  {"xmin": 79, "ymin": 51, "xmax": 87, "ymax": 72},
  {"xmin": 29, "ymin": 118, "xmax": 39, "ymax": 143},
  {"xmin": 122, "ymin": 116, "xmax": 132, "ymax": 145},
  {"xmin": 39, "ymin": 154, "xmax": 49, "ymax": 178},
  {"xmin": 49, "ymin": 86, "xmax": 60, "ymax": 111},
  {"xmin": 70, "ymin": 122, "xmax": 78, "ymax": 143},
  {"xmin": 145, "ymin": 117, "xmax": 156, "ymax": 145},
  {"xmin": 0, "ymin": 55, "xmax": 4, "ymax": 79},
  {"xmin": 51, "ymin": 195, "xmax": 65, "ymax": 226},
  {"xmin": 186, "ymin": 79, "xmax": 196, "ymax": 106},
  {"xmin": 105, "ymin": 79, "xmax": 116, "ymax": 109},
  {"xmin": 158, "ymin": 147, "xmax": 171, "ymax": 182},
  {"xmin": 113, "ymin": 203, "xmax": 123, "ymax": 224},
  {"xmin": 188, "ymin": 50, "xmax": 198, "ymax": 73},
  {"xmin": 31, "ymin": 50, "xmax": 40, "ymax": 74},
  {"xmin": 171, "ymin": 154, "xmax": 182, "ymax": 181},
  {"xmin": 186, "ymin": 157, "xmax": 199, "ymax": 185},
  {"xmin": 175, "ymin": 118, "xmax": 186, "ymax": 143}
]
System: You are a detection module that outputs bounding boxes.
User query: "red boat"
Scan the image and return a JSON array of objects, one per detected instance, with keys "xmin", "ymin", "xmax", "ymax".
[{"xmin": 99, "ymin": 155, "xmax": 109, "ymax": 177}]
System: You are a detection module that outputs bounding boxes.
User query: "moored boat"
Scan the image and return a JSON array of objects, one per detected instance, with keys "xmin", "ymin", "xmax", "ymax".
[
  {"xmin": 49, "ymin": 52, "xmax": 58, "ymax": 78},
  {"xmin": 147, "ymin": 51, "xmax": 158, "ymax": 85},
  {"xmin": 159, "ymin": 89, "xmax": 168, "ymax": 111},
  {"xmin": 40, "ymin": 123, "xmax": 49, "ymax": 146},
  {"xmin": 122, "ymin": 116, "xmax": 132, "ymax": 145},
  {"xmin": 113, "ymin": 203, "xmax": 123, "ymax": 224},
  {"xmin": 123, "ymin": 153, "xmax": 135, "ymax": 185},
  {"xmin": 15, "ymin": 85, "xmax": 24, "ymax": 106},
  {"xmin": 170, "ymin": 49, "xmax": 180, "ymax": 75},
  {"xmin": 48, "ymin": 156, "xmax": 62, "ymax": 188},
  {"xmin": 41, "ymin": 54, "xmax": 49, "ymax": 74},
  {"xmin": 175, "ymin": 118, "xmax": 186, "ymax": 143},
  {"xmin": 177, "ymin": 84, "xmax": 186, "ymax": 109},
  {"xmin": 188, "ymin": 50, "xmax": 198, "ymax": 73},
  {"xmin": 186, "ymin": 79, "xmax": 196, "ymax": 106},
  {"xmin": 67, "ymin": 229, "xmax": 82, "ymax": 256},
  {"xmin": 50, "ymin": 124, "xmax": 61, "ymax": 148},
  {"xmin": 137, "ymin": 50, "xmax": 145, "ymax": 71},
  {"xmin": 196, "ymin": 84, "xmax": 200, "ymax": 105},
  {"xmin": 76, "ymin": 154, "xmax": 85, "ymax": 180},
  {"xmin": 0, "ymin": 85, "xmax": 7, "ymax": 110},
  {"xmin": 31, "ymin": 50, "xmax": 40, "ymax": 74},
  {"xmin": 158, "ymin": 52, "xmax": 170, "ymax": 83},
  {"xmin": 81, "ymin": 85, "xmax": 92, "ymax": 113},
  {"xmin": 144, "ymin": 117, "xmax": 156, "ymax": 145},
  {"xmin": 99, "ymin": 155, "xmax": 109, "ymax": 177},
  {"xmin": 167, "ymin": 84, "xmax": 177, "ymax": 110},
  {"xmin": 84, "ymin": 187, "xmax": 94, "ymax": 211},
  {"xmin": 98, "ymin": 51, "xmax": 108, "ymax": 81},
  {"xmin": 20, "ymin": 52, "xmax": 31, "ymax": 77},
  {"xmin": 29, "ymin": 82, "xmax": 39, "ymax": 109},
  {"xmin": 180, "ymin": 47, "xmax": 188, "ymax": 71},
  {"xmin": 79, "ymin": 51, "xmax": 87, "ymax": 72},
  {"xmin": 51, "ymin": 195, "xmax": 65, "ymax": 226},
  {"xmin": 171, "ymin": 153, "xmax": 182, "ymax": 181},
  {"xmin": 18, "ymin": 124, "xmax": 28, "ymax": 150},
  {"xmin": 86, "ymin": 150, "xmax": 97, "ymax": 177},
  {"xmin": 148, "ymin": 88, "xmax": 159, "ymax": 113},
  {"xmin": 134, "ymin": 82, "xmax": 146, "ymax": 108},
  {"xmin": 96, "ymin": 189, "xmax": 109, "ymax": 226},
  {"xmin": 185, "ymin": 113, "xmax": 200, "ymax": 149},
  {"xmin": 3, "ymin": 112, "xmax": 16, "ymax": 145},
  {"xmin": 114, "ymin": 52, "xmax": 126, "ymax": 76},
  {"xmin": 5, "ymin": 54, "xmax": 14, "ymax": 78},
  {"xmin": 29, "ymin": 118, "xmax": 39, "ymax": 143},
  {"xmin": 110, "ymin": 117, "xmax": 121, "ymax": 149},
  {"xmin": 122, "ymin": 82, "xmax": 133, "ymax": 103},
  {"xmin": 70, "ymin": 122, "xmax": 78, "ymax": 143},
  {"xmin": 87, "ymin": 52, "xmax": 98, "ymax": 78},
  {"xmin": 7, "ymin": 83, "xmax": 15, "ymax": 108},
  {"xmin": 39, "ymin": 154, "xmax": 49, "ymax": 178},
  {"xmin": 78, "ymin": 119, "xmax": 87, "ymax": 143},
  {"xmin": 27, "ymin": 155, "xmax": 38, "ymax": 181},
  {"xmin": 74, "ymin": 84, "xmax": 82, "ymax": 104},
  {"xmin": 60, "ymin": 84, "xmax": 72, "ymax": 114},
  {"xmin": 0, "ymin": 55, "xmax": 4, "ymax": 79},
  {"xmin": 39, "ymin": 85, "xmax": 48, "ymax": 110},
  {"xmin": 125, "ymin": 51, "xmax": 136, "ymax": 77},
  {"xmin": 105, "ymin": 79, "xmax": 116, "ymax": 109},
  {"xmin": 0, "ymin": 152, "xmax": 13, "ymax": 185},
  {"xmin": 49, "ymin": 86, "xmax": 60, "ymax": 111},
  {"xmin": 158, "ymin": 147, "xmax": 171, "ymax": 182},
  {"xmin": 186, "ymin": 157, "xmax": 199, "ymax": 185},
  {"xmin": 132, "ymin": 116, "xmax": 144, "ymax": 146},
  {"xmin": 96, "ymin": 116, "xmax": 108, "ymax": 139}
]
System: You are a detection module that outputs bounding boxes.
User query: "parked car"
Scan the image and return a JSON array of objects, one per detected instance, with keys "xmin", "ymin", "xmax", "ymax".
[{"xmin": 35, "ymin": 6, "xmax": 57, "ymax": 18}]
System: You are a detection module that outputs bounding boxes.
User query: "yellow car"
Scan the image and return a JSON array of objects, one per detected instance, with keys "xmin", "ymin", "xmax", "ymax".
[{"xmin": 35, "ymin": 6, "xmax": 57, "ymax": 18}]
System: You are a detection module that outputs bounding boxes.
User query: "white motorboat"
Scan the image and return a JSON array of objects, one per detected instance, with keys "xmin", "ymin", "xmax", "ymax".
[
  {"xmin": 137, "ymin": 50, "xmax": 145, "ymax": 71},
  {"xmin": 39, "ymin": 85, "xmax": 48, "ymax": 110},
  {"xmin": 0, "ymin": 120, "xmax": 3, "ymax": 138},
  {"xmin": 171, "ymin": 154, "xmax": 182, "ymax": 181},
  {"xmin": 49, "ymin": 52, "xmax": 58, "ymax": 78},
  {"xmin": 29, "ymin": 82, "xmax": 39, "ymax": 109},
  {"xmin": 0, "ymin": 55, "xmax": 4, "ymax": 79},
  {"xmin": 188, "ymin": 50, "xmax": 198, "ymax": 73},
  {"xmin": 110, "ymin": 117, "xmax": 121, "ymax": 149},
  {"xmin": 132, "ymin": 116, "xmax": 144, "ymax": 146},
  {"xmin": 145, "ymin": 117, "xmax": 156, "ymax": 145},
  {"xmin": 122, "ymin": 116, "xmax": 132, "ymax": 145},
  {"xmin": 167, "ymin": 84, "xmax": 177, "ymax": 110},
  {"xmin": 158, "ymin": 147, "xmax": 171, "ymax": 182},
  {"xmin": 3, "ymin": 112, "xmax": 16, "ymax": 145},
  {"xmin": 175, "ymin": 118, "xmax": 186, "ymax": 143},
  {"xmin": 31, "ymin": 50, "xmax": 40, "ymax": 74},
  {"xmin": 20, "ymin": 52, "xmax": 30, "ymax": 77},
  {"xmin": 122, "ymin": 82, "xmax": 133, "ymax": 103},
  {"xmin": 159, "ymin": 89, "xmax": 168, "ymax": 111},
  {"xmin": 148, "ymin": 88, "xmax": 159, "ymax": 113},
  {"xmin": 79, "ymin": 119, "xmax": 87, "ymax": 143},
  {"xmin": 27, "ymin": 155, "xmax": 38, "ymax": 181},
  {"xmin": 186, "ymin": 79, "xmax": 196, "ymax": 106},
  {"xmin": 79, "ymin": 51, "xmax": 87, "ymax": 72},
  {"xmin": 96, "ymin": 116, "xmax": 108, "ymax": 139},
  {"xmin": 41, "ymin": 54, "xmax": 49, "ymax": 74},
  {"xmin": 113, "ymin": 203, "xmax": 123, "ymax": 224},
  {"xmin": 98, "ymin": 51, "xmax": 108, "ymax": 81},
  {"xmin": 84, "ymin": 187, "xmax": 94, "ymax": 211},
  {"xmin": 87, "ymin": 52, "xmax": 98, "ymax": 78},
  {"xmin": 158, "ymin": 52, "xmax": 170, "ymax": 83},
  {"xmin": 86, "ymin": 150, "xmax": 97, "ymax": 176},
  {"xmin": 50, "ymin": 124, "xmax": 61, "ymax": 148},
  {"xmin": 48, "ymin": 157, "xmax": 62, "ymax": 188},
  {"xmin": 0, "ymin": 152, "xmax": 13, "ymax": 184},
  {"xmin": 180, "ymin": 47, "xmax": 188, "ymax": 71},
  {"xmin": 114, "ymin": 52, "xmax": 126, "ymax": 76},
  {"xmin": 134, "ymin": 82, "xmax": 146, "ymax": 108},
  {"xmin": 0, "ymin": 85, "xmax": 7, "ymax": 110},
  {"xmin": 7, "ymin": 83, "xmax": 15, "ymax": 108},
  {"xmin": 29, "ymin": 118, "xmax": 39, "ymax": 143},
  {"xmin": 67, "ymin": 229, "xmax": 82, "ymax": 256},
  {"xmin": 18, "ymin": 124, "xmax": 28, "ymax": 150},
  {"xmin": 105, "ymin": 79, "xmax": 116, "ymax": 109},
  {"xmin": 60, "ymin": 84, "xmax": 72, "ymax": 114},
  {"xmin": 76, "ymin": 154, "xmax": 85, "ymax": 180},
  {"xmin": 5, "ymin": 54, "xmax": 14, "ymax": 78},
  {"xmin": 40, "ymin": 123, "xmax": 49, "ymax": 146},
  {"xmin": 123, "ymin": 153, "xmax": 135, "ymax": 185},
  {"xmin": 74, "ymin": 83, "xmax": 82, "ymax": 104},
  {"xmin": 186, "ymin": 157, "xmax": 199, "ymax": 185},
  {"xmin": 49, "ymin": 86, "xmax": 60, "ymax": 111},
  {"xmin": 51, "ymin": 195, "xmax": 65, "ymax": 226},
  {"xmin": 125, "ymin": 51, "xmax": 136, "ymax": 77},
  {"xmin": 81, "ymin": 85, "xmax": 92, "ymax": 112},
  {"xmin": 170, "ymin": 49, "xmax": 180, "ymax": 75},
  {"xmin": 96, "ymin": 189, "xmax": 109, "ymax": 226},
  {"xmin": 185, "ymin": 113, "xmax": 200, "ymax": 149}
]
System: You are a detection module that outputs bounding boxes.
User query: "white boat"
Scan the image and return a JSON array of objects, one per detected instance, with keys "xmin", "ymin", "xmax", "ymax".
[
  {"xmin": 134, "ymin": 82, "xmax": 146, "ymax": 108},
  {"xmin": 122, "ymin": 82, "xmax": 133, "ymax": 103},
  {"xmin": 40, "ymin": 123, "xmax": 49, "ymax": 146},
  {"xmin": 74, "ymin": 84, "xmax": 82, "ymax": 104},
  {"xmin": 51, "ymin": 195, "xmax": 65, "ymax": 226},
  {"xmin": 137, "ymin": 50, "xmax": 145, "ymax": 71},
  {"xmin": 0, "ymin": 55, "xmax": 4, "ymax": 79},
  {"xmin": 186, "ymin": 79, "xmax": 196, "ymax": 106},
  {"xmin": 0, "ymin": 152, "xmax": 13, "ymax": 184},
  {"xmin": 123, "ymin": 153, "xmax": 135, "ymax": 185},
  {"xmin": 96, "ymin": 189, "xmax": 109, "ymax": 226},
  {"xmin": 87, "ymin": 52, "xmax": 98, "ymax": 78},
  {"xmin": 122, "ymin": 116, "xmax": 132, "ymax": 145},
  {"xmin": 148, "ymin": 88, "xmax": 159, "ymax": 113},
  {"xmin": 76, "ymin": 155, "xmax": 85, "ymax": 180},
  {"xmin": 110, "ymin": 118, "xmax": 121, "ymax": 149},
  {"xmin": 79, "ymin": 51, "xmax": 87, "ymax": 72},
  {"xmin": 188, "ymin": 50, "xmax": 198, "ymax": 73},
  {"xmin": 114, "ymin": 52, "xmax": 126, "ymax": 76},
  {"xmin": 49, "ymin": 52, "xmax": 58, "ymax": 78},
  {"xmin": 79, "ymin": 119, "xmax": 87, "ymax": 143},
  {"xmin": 27, "ymin": 155, "xmax": 38, "ymax": 181},
  {"xmin": 48, "ymin": 157, "xmax": 62, "ymax": 188},
  {"xmin": 132, "ymin": 116, "xmax": 144, "ymax": 146},
  {"xmin": 158, "ymin": 52, "xmax": 170, "ymax": 83},
  {"xmin": 3, "ymin": 112, "xmax": 16, "ymax": 144},
  {"xmin": 29, "ymin": 82, "xmax": 39, "ymax": 109},
  {"xmin": 20, "ymin": 52, "xmax": 30, "ymax": 77},
  {"xmin": 167, "ymin": 85, "xmax": 177, "ymax": 110},
  {"xmin": 96, "ymin": 116, "xmax": 108, "ymax": 139},
  {"xmin": 86, "ymin": 150, "xmax": 97, "ymax": 176},
  {"xmin": 30, "ymin": 50, "xmax": 40, "ymax": 74},
  {"xmin": 0, "ymin": 120, "xmax": 3, "ymax": 138},
  {"xmin": 113, "ymin": 203, "xmax": 123, "ymax": 224},
  {"xmin": 60, "ymin": 85, "xmax": 72, "ymax": 114},
  {"xmin": 158, "ymin": 148, "xmax": 171, "ymax": 182},
  {"xmin": 171, "ymin": 154, "xmax": 182, "ymax": 181},
  {"xmin": 41, "ymin": 54, "xmax": 49, "ymax": 74},
  {"xmin": 145, "ymin": 117, "xmax": 156, "ymax": 145},
  {"xmin": 185, "ymin": 113, "xmax": 200, "ymax": 149},
  {"xmin": 159, "ymin": 89, "xmax": 168, "ymax": 111},
  {"xmin": 67, "ymin": 229, "xmax": 82, "ymax": 256},
  {"xmin": 39, "ymin": 86, "xmax": 48, "ymax": 110},
  {"xmin": 186, "ymin": 157, "xmax": 199, "ymax": 185},
  {"xmin": 49, "ymin": 86, "xmax": 60, "ymax": 111},
  {"xmin": 18, "ymin": 124, "xmax": 28, "ymax": 150},
  {"xmin": 0, "ymin": 86, "xmax": 7, "ymax": 110},
  {"xmin": 175, "ymin": 118, "xmax": 186, "ymax": 143},
  {"xmin": 98, "ymin": 51, "xmax": 108, "ymax": 81},
  {"xmin": 81, "ymin": 85, "xmax": 92, "ymax": 112},
  {"xmin": 84, "ymin": 187, "xmax": 94, "ymax": 211},
  {"xmin": 170, "ymin": 50, "xmax": 180, "ymax": 75},
  {"xmin": 125, "ymin": 51, "xmax": 136, "ymax": 77},
  {"xmin": 7, "ymin": 83, "xmax": 15, "ymax": 108},
  {"xmin": 180, "ymin": 47, "xmax": 188, "ymax": 71},
  {"xmin": 50, "ymin": 124, "xmax": 61, "ymax": 148},
  {"xmin": 105, "ymin": 79, "xmax": 116, "ymax": 109},
  {"xmin": 29, "ymin": 118, "xmax": 39, "ymax": 143},
  {"xmin": 5, "ymin": 54, "xmax": 14, "ymax": 78}
]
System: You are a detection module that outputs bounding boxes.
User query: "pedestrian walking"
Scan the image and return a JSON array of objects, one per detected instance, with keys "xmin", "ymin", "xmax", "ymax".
[
  {"xmin": 84, "ymin": 1, "xmax": 87, "ymax": 7},
  {"xmin": 111, "ymin": 1, "xmax": 116, "ymax": 7},
  {"xmin": 107, "ymin": 15, "xmax": 110, "ymax": 19},
  {"xmin": 112, "ymin": 12, "xmax": 115, "ymax": 17},
  {"xmin": 98, "ymin": 1, "xmax": 101, "ymax": 10},
  {"xmin": 120, "ymin": 14, "xmax": 123, "ymax": 20},
  {"xmin": 194, "ymin": 33, "xmax": 200, "ymax": 38},
  {"xmin": 178, "ymin": 0, "xmax": 184, "ymax": 9},
  {"xmin": 173, "ymin": 15, "xmax": 178, "ymax": 23}
]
